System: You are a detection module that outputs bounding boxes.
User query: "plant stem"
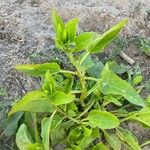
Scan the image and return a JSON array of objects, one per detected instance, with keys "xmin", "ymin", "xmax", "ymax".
[
  {"xmin": 80, "ymin": 76, "xmax": 87, "ymax": 101},
  {"xmin": 60, "ymin": 70, "xmax": 76, "ymax": 75},
  {"xmin": 68, "ymin": 53, "xmax": 79, "ymax": 69},
  {"xmin": 84, "ymin": 77, "xmax": 99, "ymax": 82},
  {"xmin": 68, "ymin": 52, "xmax": 87, "ymax": 102},
  {"xmin": 71, "ymin": 90, "xmax": 82, "ymax": 94},
  {"xmin": 76, "ymin": 101, "xmax": 94, "ymax": 119},
  {"xmin": 120, "ymin": 115, "xmax": 132, "ymax": 123},
  {"xmin": 140, "ymin": 140, "xmax": 150, "ymax": 147},
  {"xmin": 87, "ymin": 82, "xmax": 99, "ymax": 96},
  {"xmin": 81, "ymin": 118, "xmax": 88, "ymax": 122},
  {"xmin": 56, "ymin": 106, "xmax": 80, "ymax": 124}
]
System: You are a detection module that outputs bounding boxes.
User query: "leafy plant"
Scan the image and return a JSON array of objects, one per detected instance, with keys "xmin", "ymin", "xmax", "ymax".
[
  {"xmin": 133, "ymin": 36, "xmax": 150, "ymax": 56},
  {"xmin": 5, "ymin": 9, "xmax": 150, "ymax": 150}
]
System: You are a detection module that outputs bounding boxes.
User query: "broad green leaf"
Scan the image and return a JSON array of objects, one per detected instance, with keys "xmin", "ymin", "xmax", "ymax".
[
  {"xmin": 15, "ymin": 63, "xmax": 60, "ymax": 76},
  {"xmin": 92, "ymin": 143, "xmax": 109, "ymax": 150},
  {"xmin": 78, "ymin": 127, "xmax": 92, "ymax": 148},
  {"xmin": 99, "ymin": 64, "xmax": 145, "ymax": 106},
  {"xmin": 88, "ymin": 110, "xmax": 120, "ymax": 129},
  {"xmin": 64, "ymin": 74, "xmax": 74, "ymax": 94},
  {"xmin": 108, "ymin": 61, "xmax": 129, "ymax": 75},
  {"xmin": 91, "ymin": 127, "xmax": 100, "ymax": 138},
  {"xmin": 51, "ymin": 91, "xmax": 74, "ymax": 105},
  {"xmin": 68, "ymin": 126, "xmax": 92, "ymax": 149},
  {"xmin": 41, "ymin": 110, "xmax": 56, "ymax": 150},
  {"xmin": 78, "ymin": 137, "xmax": 93, "ymax": 149},
  {"xmin": 42, "ymin": 71, "xmax": 55, "ymax": 95},
  {"xmin": 16, "ymin": 124, "xmax": 43, "ymax": 150},
  {"xmin": 50, "ymin": 115, "xmax": 64, "ymax": 132},
  {"xmin": 75, "ymin": 32, "xmax": 94, "ymax": 51},
  {"xmin": 68, "ymin": 127, "xmax": 82, "ymax": 144},
  {"xmin": 66, "ymin": 18, "xmax": 79, "ymax": 42},
  {"xmin": 66, "ymin": 102, "xmax": 78, "ymax": 117},
  {"xmin": 0, "ymin": 112, "xmax": 23, "ymax": 137},
  {"xmin": 16, "ymin": 124, "xmax": 34, "ymax": 150},
  {"xmin": 24, "ymin": 112, "xmax": 37, "ymax": 141},
  {"xmin": 87, "ymin": 61, "xmax": 104, "ymax": 78},
  {"xmin": 81, "ymin": 55, "xmax": 94, "ymax": 70},
  {"xmin": 9, "ymin": 90, "xmax": 54, "ymax": 115},
  {"xmin": 89, "ymin": 19, "xmax": 128, "ymax": 53},
  {"xmin": 116, "ymin": 128, "xmax": 141, "ymax": 150},
  {"xmin": 56, "ymin": 23, "xmax": 64, "ymax": 42},
  {"xmin": 104, "ymin": 131, "xmax": 121, "ymax": 150},
  {"xmin": 51, "ymin": 125, "xmax": 66, "ymax": 146},
  {"xmin": 51, "ymin": 9, "xmax": 65, "ymax": 33}
]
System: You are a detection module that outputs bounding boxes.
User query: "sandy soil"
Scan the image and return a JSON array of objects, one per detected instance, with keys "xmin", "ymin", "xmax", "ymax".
[{"xmin": 0, "ymin": 0, "xmax": 150, "ymax": 149}]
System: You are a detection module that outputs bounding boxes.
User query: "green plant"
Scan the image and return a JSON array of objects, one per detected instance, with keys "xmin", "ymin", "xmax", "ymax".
[
  {"xmin": 133, "ymin": 36, "xmax": 150, "ymax": 56},
  {"xmin": 5, "ymin": 10, "xmax": 150, "ymax": 150}
]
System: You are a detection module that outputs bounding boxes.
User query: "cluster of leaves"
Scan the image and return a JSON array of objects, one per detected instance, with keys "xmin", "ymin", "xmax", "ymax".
[
  {"xmin": 133, "ymin": 36, "xmax": 150, "ymax": 56},
  {"xmin": 2, "ymin": 10, "xmax": 150, "ymax": 150}
]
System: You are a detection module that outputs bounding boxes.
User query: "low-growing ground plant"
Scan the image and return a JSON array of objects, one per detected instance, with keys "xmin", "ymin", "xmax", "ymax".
[
  {"xmin": 3, "ymin": 10, "xmax": 150, "ymax": 150},
  {"xmin": 133, "ymin": 36, "xmax": 150, "ymax": 56}
]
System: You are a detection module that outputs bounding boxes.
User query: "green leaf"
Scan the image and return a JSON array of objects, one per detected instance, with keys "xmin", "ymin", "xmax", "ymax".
[
  {"xmin": 87, "ymin": 61, "xmax": 104, "ymax": 78},
  {"xmin": 130, "ymin": 108, "xmax": 150, "ymax": 127},
  {"xmin": 91, "ymin": 127, "xmax": 100, "ymax": 138},
  {"xmin": 133, "ymin": 75, "xmax": 143, "ymax": 85},
  {"xmin": 88, "ymin": 110, "xmax": 120, "ymax": 129},
  {"xmin": 99, "ymin": 64, "xmax": 145, "ymax": 107},
  {"xmin": 15, "ymin": 63, "xmax": 60, "ymax": 76},
  {"xmin": 66, "ymin": 18, "xmax": 79, "ymax": 42},
  {"xmin": 81, "ymin": 55, "xmax": 94, "ymax": 70},
  {"xmin": 89, "ymin": 19, "xmax": 128, "ymax": 53},
  {"xmin": 66, "ymin": 102, "xmax": 78, "ymax": 117},
  {"xmin": 68, "ymin": 127, "xmax": 82, "ymax": 144},
  {"xmin": 92, "ymin": 143, "xmax": 109, "ymax": 150},
  {"xmin": 0, "ymin": 112, "xmax": 23, "ymax": 137},
  {"xmin": 51, "ymin": 91, "xmax": 74, "ymax": 105},
  {"xmin": 70, "ymin": 145, "xmax": 81, "ymax": 150},
  {"xmin": 68, "ymin": 126, "xmax": 92, "ymax": 149},
  {"xmin": 50, "ymin": 115, "xmax": 64, "ymax": 132},
  {"xmin": 78, "ymin": 128, "xmax": 93, "ymax": 149},
  {"xmin": 108, "ymin": 61, "xmax": 129, "ymax": 75},
  {"xmin": 25, "ymin": 143, "xmax": 43, "ymax": 150},
  {"xmin": 51, "ymin": 125, "xmax": 66, "ymax": 146},
  {"xmin": 16, "ymin": 124, "xmax": 34, "ymax": 150},
  {"xmin": 41, "ymin": 110, "xmax": 56, "ymax": 150},
  {"xmin": 75, "ymin": 32, "xmax": 94, "ymax": 52},
  {"xmin": 24, "ymin": 112, "xmax": 37, "ymax": 141},
  {"xmin": 62, "ymin": 29, "xmax": 68, "ymax": 44},
  {"xmin": 145, "ymin": 96, "xmax": 150, "ymax": 107},
  {"xmin": 56, "ymin": 23, "xmax": 64, "ymax": 42},
  {"xmin": 9, "ymin": 90, "xmax": 54, "ymax": 115},
  {"xmin": 51, "ymin": 9, "xmax": 65, "ymax": 33},
  {"xmin": 104, "ymin": 131, "xmax": 121, "ymax": 150},
  {"xmin": 64, "ymin": 74, "xmax": 74, "ymax": 94},
  {"xmin": 116, "ymin": 128, "xmax": 141, "ymax": 150},
  {"xmin": 55, "ymin": 38, "xmax": 64, "ymax": 50},
  {"xmin": 42, "ymin": 71, "xmax": 55, "ymax": 95}
]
